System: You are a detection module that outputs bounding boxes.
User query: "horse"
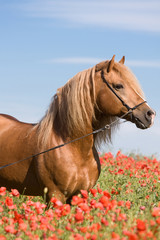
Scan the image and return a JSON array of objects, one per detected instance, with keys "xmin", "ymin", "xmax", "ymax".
[{"xmin": 0, "ymin": 55, "xmax": 155, "ymax": 203}]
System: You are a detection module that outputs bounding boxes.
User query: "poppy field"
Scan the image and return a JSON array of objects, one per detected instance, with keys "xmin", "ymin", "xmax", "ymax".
[{"xmin": 0, "ymin": 151, "xmax": 160, "ymax": 240}]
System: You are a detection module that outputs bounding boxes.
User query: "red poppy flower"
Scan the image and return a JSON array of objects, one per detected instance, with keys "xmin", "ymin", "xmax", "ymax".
[
  {"xmin": 111, "ymin": 232, "xmax": 120, "ymax": 240},
  {"xmin": 73, "ymin": 233, "xmax": 84, "ymax": 240},
  {"xmin": 123, "ymin": 230, "xmax": 138, "ymax": 240},
  {"xmin": 11, "ymin": 189, "xmax": 20, "ymax": 197},
  {"xmin": 5, "ymin": 225, "xmax": 17, "ymax": 234},
  {"xmin": 0, "ymin": 187, "xmax": 6, "ymax": 196},
  {"xmin": 156, "ymin": 217, "xmax": 160, "ymax": 225},
  {"xmin": 152, "ymin": 207, "xmax": 160, "ymax": 217},
  {"xmin": 101, "ymin": 217, "xmax": 109, "ymax": 226},
  {"xmin": 60, "ymin": 204, "xmax": 71, "ymax": 216},
  {"xmin": 99, "ymin": 196, "xmax": 109, "ymax": 208},
  {"xmin": 89, "ymin": 188, "xmax": 97, "ymax": 197},
  {"xmin": 5, "ymin": 197, "xmax": 15, "ymax": 209},
  {"xmin": 103, "ymin": 190, "xmax": 111, "ymax": 199},
  {"xmin": 0, "ymin": 235, "xmax": 6, "ymax": 240},
  {"xmin": 125, "ymin": 201, "xmax": 131, "ymax": 209},
  {"xmin": 80, "ymin": 190, "xmax": 88, "ymax": 199},
  {"xmin": 136, "ymin": 219, "xmax": 146, "ymax": 231},
  {"xmin": 71, "ymin": 196, "xmax": 84, "ymax": 206},
  {"xmin": 0, "ymin": 206, "xmax": 3, "ymax": 213},
  {"xmin": 75, "ymin": 210, "xmax": 84, "ymax": 222},
  {"xmin": 78, "ymin": 203, "xmax": 90, "ymax": 213}
]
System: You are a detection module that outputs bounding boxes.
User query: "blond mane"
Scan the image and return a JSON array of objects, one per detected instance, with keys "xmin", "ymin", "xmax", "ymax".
[
  {"xmin": 36, "ymin": 61, "xmax": 143, "ymax": 150},
  {"xmin": 36, "ymin": 65, "xmax": 118, "ymax": 149}
]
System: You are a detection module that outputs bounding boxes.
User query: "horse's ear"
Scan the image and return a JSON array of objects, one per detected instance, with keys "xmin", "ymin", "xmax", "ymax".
[
  {"xmin": 119, "ymin": 56, "xmax": 125, "ymax": 64},
  {"xmin": 95, "ymin": 61, "xmax": 108, "ymax": 72},
  {"xmin": 107, "ymin": 55, "xmax": 115, "ymax": 73},
  {"xmin": 95, "ymin": 55, "xmax": 115, "ymax": 72}
]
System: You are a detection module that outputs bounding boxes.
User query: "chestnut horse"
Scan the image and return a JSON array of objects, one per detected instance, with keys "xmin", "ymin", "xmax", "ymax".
[{"xmin": 0, "ymin": 56, "xmax": 155, "ymax": 203}]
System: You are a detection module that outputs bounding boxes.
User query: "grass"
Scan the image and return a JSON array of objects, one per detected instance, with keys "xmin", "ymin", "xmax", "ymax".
[{"xmin": 0, "ymin": 151, "xmax": 160, "ymax": 239}]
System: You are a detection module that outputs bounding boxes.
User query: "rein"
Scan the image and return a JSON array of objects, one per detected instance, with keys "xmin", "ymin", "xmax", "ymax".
[
  {"xmin": 0, "ymin": 110, "xmax": 130, "ymax": 170},
  {"xmin": 0, "ymin": 72, "xmax": 147, "ymax": 170}
]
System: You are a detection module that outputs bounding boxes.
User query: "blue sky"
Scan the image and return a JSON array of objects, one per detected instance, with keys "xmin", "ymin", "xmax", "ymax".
[{"xmin": 0, "ymin": 0, "xmax": 160, "ymax": 157}]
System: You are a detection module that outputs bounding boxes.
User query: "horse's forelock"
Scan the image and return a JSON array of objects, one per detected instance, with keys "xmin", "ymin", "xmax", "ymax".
[{"xmin": 95, "ymin": 60, "xmax": 109, "ymax": 72}]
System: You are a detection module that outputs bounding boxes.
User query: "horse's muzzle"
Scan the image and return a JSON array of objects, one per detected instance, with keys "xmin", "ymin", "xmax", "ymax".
[
  {"xmin": 132, "ymin": 109, "xmax": 156, "ymax": 129},
  {"xmin": 145, "ymin": 109, "xmax": 155, "ymax": 123}
]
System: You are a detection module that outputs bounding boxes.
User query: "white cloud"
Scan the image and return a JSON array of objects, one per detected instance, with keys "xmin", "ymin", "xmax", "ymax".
[
  {"xmin": 46, "ymin": 57, "xmax": 102, "ymax": 64},
  {"xmin": 45, "ymin": 57, "xmax": 160, "ymax": 68},
  {"xmin": 17, "ymin": 0, "xmax": 160, "ymax": 32},
  {"xmin": 127, "ymin": 60, "xmax": 160, "ymax": 68}
]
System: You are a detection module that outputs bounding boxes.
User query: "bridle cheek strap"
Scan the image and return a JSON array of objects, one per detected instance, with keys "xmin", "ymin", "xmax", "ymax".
[{"xmin": 101, "ymin": 70, "xmax": 147, "ymax": 112}]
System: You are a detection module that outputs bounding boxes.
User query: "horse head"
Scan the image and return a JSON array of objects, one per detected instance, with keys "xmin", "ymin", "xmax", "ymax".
[{"xmin": 95, "ymin": 55, "xmax": 155, "ymax": 129}]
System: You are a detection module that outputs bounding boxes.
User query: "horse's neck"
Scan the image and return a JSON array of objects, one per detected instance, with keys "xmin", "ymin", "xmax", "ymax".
[
  {"xmin": 50, "ymin": 97, "xmax": 96, "ymax": 153},
  {"xmin": 50, "ymin": 128, "xmax": 94, "ymax": 158}
]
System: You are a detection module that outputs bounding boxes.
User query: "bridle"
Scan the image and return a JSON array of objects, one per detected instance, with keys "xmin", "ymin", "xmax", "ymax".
[
  {"xmin": 0, "ymin": 71, "xmax": 147, "ymax": 170},
  {"xmin": 101, "ymin": 70, "xmax": 147, "ymax": 112}
]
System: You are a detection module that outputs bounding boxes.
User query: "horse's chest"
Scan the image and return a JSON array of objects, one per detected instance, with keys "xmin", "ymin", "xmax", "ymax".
[
  {"xmin": 42, "ymin": 149, "xmax": 100, "ymax": 200},
  {"xmin": 61, "ymin": 158, "xmax": 99, "ymax": 196},
  {"xmin": 76, "ymin": 166, "xmax": 98, "ymax": 190}
]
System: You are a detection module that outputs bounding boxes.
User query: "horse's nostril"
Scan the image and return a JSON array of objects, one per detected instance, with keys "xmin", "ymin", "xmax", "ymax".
[
  {"xmin": 148, "ymin": 110, "xmax": 153, "ymax": 116},
  {"xmin": 146, "ymin": 110, "xmax": 155, "ymax": 121}
]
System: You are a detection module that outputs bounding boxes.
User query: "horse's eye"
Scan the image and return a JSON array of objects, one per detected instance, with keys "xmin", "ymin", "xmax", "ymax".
[{"xmin": 113, "ymin": 84, "xmax": 124, "ymax": 90}]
